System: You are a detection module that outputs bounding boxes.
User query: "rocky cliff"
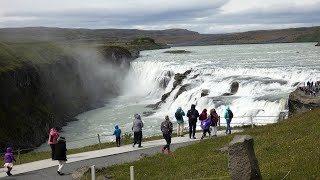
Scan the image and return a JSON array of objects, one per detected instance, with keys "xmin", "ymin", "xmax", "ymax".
[
  {"xmin": 288, "ymin": 88, "xmax": 320, "ymax": 115},
  {"xmin": 0, "ymin": 42, "xmax": 149, "ymax": 149}
]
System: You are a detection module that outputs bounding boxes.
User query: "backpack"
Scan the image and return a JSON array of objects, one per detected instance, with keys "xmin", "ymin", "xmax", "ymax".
[
  {"xmin": 199, "ymin": 112, "xmax": 207, "ymax": 121},
  {"xmin": 200, "ymin": 118, "xmax": 212, "ymax": 130},
  {"xmin": 190, "ymin": 110, "xmax": 197, "ymax": 120},
  {"xmin": 228, "ymin": 109, "xmax": 233, "ymax": 119},
  {"xmin": 175, "ymin": 112, "xmax": 183, "ymax": 120}
]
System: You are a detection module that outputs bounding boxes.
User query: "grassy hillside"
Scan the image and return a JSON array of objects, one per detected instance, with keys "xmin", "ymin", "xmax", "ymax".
[{"xmin": 84, "ymin": 109, "xmax": 320, "ymax": 179}]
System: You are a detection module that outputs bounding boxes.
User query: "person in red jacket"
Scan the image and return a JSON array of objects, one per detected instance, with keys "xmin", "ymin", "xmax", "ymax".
[{"xmin": 48, "ymin": 127, "xmax": 60, "ymax": 160}]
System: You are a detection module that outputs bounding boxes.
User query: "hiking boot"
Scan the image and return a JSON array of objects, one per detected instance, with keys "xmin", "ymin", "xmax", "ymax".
[
  {"xmin": 138, "ymin": 145, "xmax": 143, "ymax": 148},
  {"xmin": 132, "ymin": 144, "xmax": 135, "ymax": 148},
  {"xmin": 193, "ymin": 136, "xmax": 197, "ymax": 139},
  {"xmin": 57, "ymin": 171, "xmax": 64, "ymax": 176}
]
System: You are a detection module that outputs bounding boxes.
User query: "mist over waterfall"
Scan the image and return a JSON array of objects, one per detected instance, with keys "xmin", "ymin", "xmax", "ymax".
[{"xmin": 56, "ymin": 43, "xmax": 320, "ymax": 149}]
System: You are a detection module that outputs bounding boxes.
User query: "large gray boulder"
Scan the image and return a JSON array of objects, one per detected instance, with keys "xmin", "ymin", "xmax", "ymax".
[
  {"xmin": 228, "ymin": 135, "xmax": 262, "ymax": 180},
  {"xmin": 230, "ymin": 81, "xmax": 239, "ymax": 94}
]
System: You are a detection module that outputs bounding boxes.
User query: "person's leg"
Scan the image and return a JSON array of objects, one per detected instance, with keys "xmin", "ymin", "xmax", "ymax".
[
  {"xmin": 208, "ymin": 129, "xmax": 211, "ymax": 138},
  {"xmin": 133, "ymin": 132, "xmax": 138, "ymax": 147},
  {"xmin": 229, "ymin": 120, "xmax": 232, "ymax": 134},
  {"xmin": 176, "ymin": 124, "xmax": 180, "ymax": 136},
  {"xmin": 226, "ymin": 119, "xmax": 230, "ymax": 134},
  {"xmin": 50, "ymin": 144, "xmax": 55, "ymax": 160},
  {"xmin": 213, "ymin": 125, "xmax": 217, "ymax": 136},
  {"xmin": 138, "ymin": 131, "xmax": 142, "ymax": 147},
  {"xmin": 180, "ymin": 123, "xmax": 184, "ymax": 136},
  {"xmin": 201, "ymin": 129, "xmax": 206, "ymax": 140},
  {"xmin": 189, "ymin": 121, "xmax": 193, "ymax": 138},
  {"xmin": 57, "ymin": 160, "xmax": 65, "ymax": 175},
  {"xmin": 192, "ymin": 121, "xmax": 197, "ymax": 138}
]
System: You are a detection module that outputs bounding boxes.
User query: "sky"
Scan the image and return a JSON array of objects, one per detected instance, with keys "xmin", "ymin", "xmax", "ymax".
[{"xmin": 0, "ymin": 0, "xmax": 320, "ymax": 34}]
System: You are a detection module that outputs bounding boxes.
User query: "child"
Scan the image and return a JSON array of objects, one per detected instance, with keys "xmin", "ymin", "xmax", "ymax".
[
  {"xmin": 3, "ymin": 147, "xmax": 16, "ymax": 176},
  {"xmin": 113, "ymin": 125, "xmax": 122, "ymax": 147},
  {"xmin": 200, "ymin": 116, "xmax": 212, "ymax": 140}
]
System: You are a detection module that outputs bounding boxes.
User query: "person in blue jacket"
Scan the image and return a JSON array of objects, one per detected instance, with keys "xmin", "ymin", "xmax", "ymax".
[
  {"xmin": 113, "ymin": 125, "xmax": 122, "ymax": 147},
  {"xmin": 224, "ymin": 105, "xmax": 233, "ymax": 134}
]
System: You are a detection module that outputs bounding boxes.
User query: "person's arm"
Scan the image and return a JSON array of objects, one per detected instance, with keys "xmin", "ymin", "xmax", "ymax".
[
  {"xmin": 141, "ymin": 120, "xmax": 144, "ymax": 128},
  {"xmin": 169, "ymin": 122, "xmax": 173, "ymax": 133},
  {"xmin": 113, "ymin": 130, "xmax": 116, "ymax": 135},
  {"xmin": 11, "ymin": 155, "xmax": 16, "ymax": 162},
  {"xmin": 187, "ymin": 110, "xmax": 190, "ymax": 117},
  {"xmin": 181, "ymin": 111, "xmax": 185, "ymax": 116}
]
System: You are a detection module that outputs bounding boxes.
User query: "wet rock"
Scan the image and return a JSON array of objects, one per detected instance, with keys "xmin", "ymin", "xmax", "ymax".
[
  {"xmin": 174, "ymin": 84, "xmax": 192, "ymax": 99},
  {"xmin": 190, "ymin": 74, "xmax": 200, "ymax": 79},
  {"xmin": 161, "ymin": 92, "xmax": 171, "ymax": 101},
  {"xmin": 157, "ymin": 70, "xmax": 174, "ymax": 89},
  {"xmin": 228, "ymin": 135, "xmax": 262, "ymax": 180},
  {"xmin": 201, "ymin": 89, "xmax": 210, "ymax": 97},
  {"xmin": 173, "ymin": 70, "xmax": 192, "ymax": 88},
  {"xmin": 230, "ymin": 81, "xmax": 239, "ymax": 94},
  {"xmin": 145, "ymin": 101, "xmax": 163, "ymax": 110},
  {"xmin": 142, "ymin": 111, "xmax": 155, "ymax": 117},
  {"xmin": 221, "ymin": 92, "xmax": 234, "ymax": 96}
]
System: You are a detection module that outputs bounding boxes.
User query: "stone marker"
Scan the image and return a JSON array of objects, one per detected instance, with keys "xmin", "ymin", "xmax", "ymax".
[{"xmin": 228, "ymin": 135, "xmax": 262, "ymax": 180}]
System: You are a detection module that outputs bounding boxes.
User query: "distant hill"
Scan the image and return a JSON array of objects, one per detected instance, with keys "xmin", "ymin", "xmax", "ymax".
[{"xmin": 0, "ymin": 26, "xmax": 319, "ymax": 45}]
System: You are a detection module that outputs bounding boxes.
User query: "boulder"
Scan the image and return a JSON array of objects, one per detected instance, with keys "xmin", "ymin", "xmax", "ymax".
[
  {"xmin": 230, "ymin": 81, "xmax": 239, "ymax": 94},
  {"xmin": 173, "ymin": 70, "xmax": 192, "ymax": 88},
  {"xmin": 201, "ymin": 89, "xmax": 210, "ymax": 97},
  {"xmin": 316, "ymin": 41, "xmax": 320, "ymax": 46},
  {"xmin": 221, "ymin": 92, "xmax": 234, "ymax": 96},
  {"xmin": 228, "ymin": 135, "xmax": 262, "ymax": 180},
  {"xmin": 174, "ymin": 84, "xmax": 191, "ymax": 99}
]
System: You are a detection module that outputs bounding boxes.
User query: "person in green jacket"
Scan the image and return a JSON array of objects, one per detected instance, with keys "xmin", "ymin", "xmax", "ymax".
[
  {"xmin": 224, "ymin": 105, "xmax": 233, "ymax": 134},
  {"xmin": 175, "ymin": 107, "xmax": 185, "ymax": 137}
]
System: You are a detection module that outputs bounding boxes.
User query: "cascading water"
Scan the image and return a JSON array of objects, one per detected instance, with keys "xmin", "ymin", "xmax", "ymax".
[{"xmin": 39, "ymin": 42, "xmax": 320, "ymax": 149}]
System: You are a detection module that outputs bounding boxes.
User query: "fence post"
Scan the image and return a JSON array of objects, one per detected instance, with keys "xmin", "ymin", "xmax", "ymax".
[
  {"xmin": 130, "ymin": 166, "xmax": 134, "ymax": 180},
  {"xmin": 251, "ymin": 115, "xmax": 254, "ymax": 128},
  {"xmin": 91, "ymin": 165, "xmax": 96, "ymax": 180},
  {"xmin": 18, "ymin": 148, "xmax": 21, "ymax": 164},
  {"xmin": 97, "ymin": 134, "xmax": 101, "ymax": 149}
]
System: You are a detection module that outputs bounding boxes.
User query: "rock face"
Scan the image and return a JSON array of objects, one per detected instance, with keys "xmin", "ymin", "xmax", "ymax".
[
  {"xmin": 230, "ymin": 81, "xmax": 239, "ymax": 94},
  {"xmin": 228, "ymin": 135, "xmax": 262, "ymax": 180},
  {"xmin": 0, "ymin": 43, "xmax": 135, "ymax": 149},
  {"xmin": 288, "ymin": 88, "xmax": 320, "ymax": 115}
]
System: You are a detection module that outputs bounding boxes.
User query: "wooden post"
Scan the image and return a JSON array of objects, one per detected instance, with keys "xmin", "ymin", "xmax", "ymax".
[
  {"xmin": 18, "ymin": 148, "xmax": 21, "ymax": 164},
  {"xmin": 130, "ymin": 166, "xmax": 134, "ymax": 180},
  {"xmin": 97, "ymin": 134, "xmax": 101, "ymax": 149},
  {"xmin": 91, "ymin": 165, "xmax": 96, "ymax": 180}
]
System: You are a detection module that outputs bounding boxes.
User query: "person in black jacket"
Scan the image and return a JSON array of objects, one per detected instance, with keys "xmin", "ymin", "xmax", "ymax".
[
  {"xmin": 55, "ymin": 137, "xmax": 67, "ymax": 176},
  {"xmin": 187, "ymin": 104, "xmax": 199, "ymax": 139}
]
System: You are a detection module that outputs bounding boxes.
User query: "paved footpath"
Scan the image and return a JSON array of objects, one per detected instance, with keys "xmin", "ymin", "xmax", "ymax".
[{"xmin": 1, "ymin": 130, "xmax": 241, "ymax": 180}]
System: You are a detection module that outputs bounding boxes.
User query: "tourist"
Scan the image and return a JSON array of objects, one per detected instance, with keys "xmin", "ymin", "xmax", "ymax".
[
  {"xmin": 161, "ymin": 115, "xmax": 173, "ymax": 155},
  {"xmin": 210, "ymin": 108, "xmax": 219, "ymax": 136},
  {"xmin": 187, "ymin": 104, "xmax": 199, "ymax": 139},
  {"xmin": 3, "ymin": 147, "xmax": 16, "ymax": 176},
  {"xmin": 224, "ymin": 105, "xmax": 233, "ymax": 134},
  {"xmin": 113, "ymin": 125, "xmax": 122, "ymax": 147},
  {"xmin": 48, "ymin": 127, "xmax": 60, "ymax": 160},
  {"xmin": 55, "ymin": 137, "xmax": 67, "ymax": 176},
  {"xmin": 175, "ymin": 107, "xmax": 185, "ymax": 137},
  {"xmin": 132, "ymin": 114, "xmax": 144, "ymax": 148},
  {"xmin": 199, "ymin": 108, "xmax": 208, "ymax": 121},
  {"xmin": 200, "ymin": 116, "xmax": 212, "ymax": 140}
]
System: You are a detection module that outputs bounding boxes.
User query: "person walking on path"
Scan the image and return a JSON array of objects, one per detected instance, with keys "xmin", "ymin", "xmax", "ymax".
[
  {"xmin": 3, "ymin": 147, "xmax": 16, "ymax": 176},
  {"xmin": 210, "ymin": 108, "xmax": 219, "ymax": 137},
  {"xmin": 200, "ymin": 116, "xmax": 212, "ymax": 140},
  {"xmin": 187, "ymin": 104, "xmax": 199, "ymax": 139},
  {"xmin": 199, "ymin": 109, "xmax": 208, "ymax": 121},
  {"xmin": 113, "ymin": 125, "xmax": 122, "ymax": 147},
  {"xmin": 175, "ymin": 107, "xmax": 185, "ymax": 137},
  {"xmin": 224, "ymin": 105, "xmax": 233, "ymax": 134},
  {"xmin": 132, "ymin": 114, "xmax": 144, "ymax": 148},
  {"xmin": 48, "ymin": 127, "xmax": 59, "ymax": 160},
  {"xmin": 161, "ymin": 115, "xmax": 173, "ymax": 155},
  {"xmin": 54, "ymin": 137, "xmax": 67, "ymax": 176}
]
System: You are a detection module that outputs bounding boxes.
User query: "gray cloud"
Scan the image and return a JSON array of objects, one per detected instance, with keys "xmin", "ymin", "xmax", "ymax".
[{"xmin": 0, "ymin": 0, "xmax": 320, "ymax": 33}]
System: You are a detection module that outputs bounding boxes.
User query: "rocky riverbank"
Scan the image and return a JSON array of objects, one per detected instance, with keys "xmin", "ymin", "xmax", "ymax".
[
  {"xmin": 0, "ymin": 40, "xmax": 166, "ymax": 149},
  {"xmin": 288, "ymin": 88, "xmax": 320, "ymax": 115}
]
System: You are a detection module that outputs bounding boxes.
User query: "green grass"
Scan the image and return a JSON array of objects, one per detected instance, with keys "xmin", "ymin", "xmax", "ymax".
[{"xmin": 82, "ymin": 109, "xmax": 320, "ymax": 180}]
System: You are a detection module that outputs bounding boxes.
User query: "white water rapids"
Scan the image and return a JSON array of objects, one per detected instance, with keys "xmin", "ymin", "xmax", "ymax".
[{"xmin": 38, "ymin": 42, "xmax": 320, "ymax": 149}]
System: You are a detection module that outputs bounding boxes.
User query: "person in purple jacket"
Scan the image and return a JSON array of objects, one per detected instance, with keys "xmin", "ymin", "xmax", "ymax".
[{"xmin": 3, "ymin": 147, "xmax": 16, "ymax": 176}]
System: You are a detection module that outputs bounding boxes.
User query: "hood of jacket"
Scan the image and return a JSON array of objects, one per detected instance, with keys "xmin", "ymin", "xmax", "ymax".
[
  {"xmin": 115, "ymin": 125, "xmax": 119, "ymax": 129},
  {"xmin": 6, "ymin": 147, "xmax": 12, "ymax": 153},
  {"xmin": 191, "ymin": 104, "xmax": 196, "ymax": 110},
  {"xmin": 176, "ymin": 107, "xmax": 182, "ymax": 113},
  {"xmin": 49, "ymin": 128, "xmax": 57, "ymax": 135},
  {"xmin": 226, "ymin": 105, "xmax": 230, "ymax": 111}
]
